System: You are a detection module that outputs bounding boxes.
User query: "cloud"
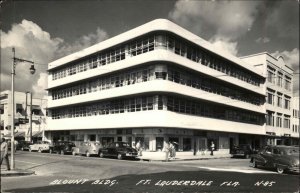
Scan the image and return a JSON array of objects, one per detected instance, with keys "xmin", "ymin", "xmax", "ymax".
[
  {"xmin": 1, "ymin": 20, "xmax": 108, "ymax": 98},
  {"xmin": 255, "ymin": 37, "xmax": 270, "ymax": 44},
  {"xmin": 209, "ymin": 37, "xmax": 238, "ymax": 56},
  {"xmin": 168, "ymin": 0, "xmax": 261, "ymax": 42},
  {"xmin": 272, "ymin": 48, "xmax": 299, "ymax": 96}
]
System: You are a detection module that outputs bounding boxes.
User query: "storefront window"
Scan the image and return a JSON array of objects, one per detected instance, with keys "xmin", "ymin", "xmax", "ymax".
[{"xmin": 183, "ymin": 138, "xmax": 191, "ymax": 151}]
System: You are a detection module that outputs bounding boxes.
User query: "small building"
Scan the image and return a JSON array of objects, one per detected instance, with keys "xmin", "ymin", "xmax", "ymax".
[
  {"xmin": 241, "ymin": 53, "xmax": 296, "ymax": 145},
  {"xmin": 0, "ymin": 90, "xmax": 47, "ymax": 142}
]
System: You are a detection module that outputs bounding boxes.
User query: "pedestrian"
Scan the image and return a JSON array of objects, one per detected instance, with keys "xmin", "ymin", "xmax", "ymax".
[
  {"xmin": 1, "ymin": 137, "xmax": 11, "ymax": 170},
  {"xmin": 163, "ymin": 142, "xmax": 170, "ymax": 162},
  {"xmin": 135, "ymin": 140, "xmax": 142, "ymax": 156},
  {"xmin": 210, "ymin": 141, "xmax": 215, "ymax": 156},
  {"xmin": 169, "ymin": 142, "xmax": 177, "ymax": 159},
  {"xmin": 14, "ymin": 140, "xmax": 18, "ymax": 152}
]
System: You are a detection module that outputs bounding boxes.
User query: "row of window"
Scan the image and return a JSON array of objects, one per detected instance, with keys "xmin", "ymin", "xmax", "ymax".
[
  {"xmin": 51, "ymin": 94, "xmax": 263, "ymax": 125},
  {"xmin": 166, "ymin": 96, "xmax": 262, "ymax": 124},
  {"xmin": 158, "ymin": 34, "xmax": 262, "ymax": 86},
  {"xmin": 51, "ymin": 33, "xmax": 262, "ymax": 87},
  {"xmin": 267, "ymin": 89, "xmax": 291, "ymax": 110},
  {"xmin": 266, "ymin": 111, "xmax": 291, "ymax": 128},
  {"xmin": 51, "ymin": 64, "xmax": 262, "ymax": 106},
  {"xmin": 267, "ymin": 65, "xmax": 292, "ymax": 91},
  {"xmin": 52, "ymin": 66, "xmax": 155, "ymax": 100}
]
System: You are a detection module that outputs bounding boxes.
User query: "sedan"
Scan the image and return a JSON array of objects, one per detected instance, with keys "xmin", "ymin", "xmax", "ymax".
[
  {"xmin": 16, "ymin": 140, "xmax": 33, "ymax": 151},
  {"xmin": 72, "ymin": 141, "xmax": 101, "ymax": 157},
  {"xmin": 249, "ymin": 145, "xmax": 299, "ymax": 174},
  {"xmin": 98, "ymin": 142, "xmax": 138, "ymax": 160},
  {"xmin": 49, "ymin": 141, "xmax": 76, "ymax": 155},
  {"xmin": 231, "ymin": 144, "xmax": 255, "ymax": 159},
  {"xmin": 29, "ymin": 141, "xmax": 51, "ymax": 153}
]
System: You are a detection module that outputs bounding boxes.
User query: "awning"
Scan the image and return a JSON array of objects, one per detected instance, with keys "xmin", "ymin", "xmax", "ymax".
[
  {"xmin": 32, "ymin": 131, "xmax": 43, "ymax": 138},
  {"xmin": 32, "ymin": 105, "xmax": 41, "ymax": 110},
  {"xmin": 4, "ymin": 131, "xmax": 25, "ymax": 137},
  {"xmin": 0, "ymin": 104, "xmax": 4, "ymax": 111}
]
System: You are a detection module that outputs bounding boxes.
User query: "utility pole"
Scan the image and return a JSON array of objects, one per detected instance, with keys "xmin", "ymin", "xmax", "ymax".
[{"xmin": 11, "ymin": 48, "xmax": 35, "ymax": 170}]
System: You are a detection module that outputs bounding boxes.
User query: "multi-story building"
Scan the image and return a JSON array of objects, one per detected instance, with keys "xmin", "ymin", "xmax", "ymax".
[
  {"xmin": 291, "ymin": 96, "xmax": 299, "ymax": 145},
  {"xmin": 0, "ymin": 90, "xmax": 47, "ymax": 142},
  {"xmin": 241, "ymin": 53, "xmax": 297, "ymax": 145},
  {"xmin": 46, "ymin": 19, "xmax": 268, "ymax": 155}
]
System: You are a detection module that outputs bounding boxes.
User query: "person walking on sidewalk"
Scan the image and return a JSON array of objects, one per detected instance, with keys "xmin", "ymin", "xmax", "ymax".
[
  {"xmin": 210, "ymin": 141, "xmax": 215, "ymax": 156},
  {"xmin": 135, "ymin": 140, "xmax": 142, "ymax": 156},
  {"xmin": 1, "ymin": 137, "xmax": 11, "ymax": 170}
]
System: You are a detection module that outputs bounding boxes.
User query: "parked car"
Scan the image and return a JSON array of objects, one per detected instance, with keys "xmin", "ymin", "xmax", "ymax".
[
  {"xmin": 98, "ymin": 142, "xmax": 138, "ymax": 160},
  {"xmin": 49, "ymin": 141, "xmax": 76, "ymax": 155},
  {"xmin": 72, "ymin": 141, "xmax": 102, "ymax": 157},
  {"xmin": 29, "ymin": 141, "xmax": 51, "ymax": 153},
  {"xmin": 16, "ymin": 140, "xmax": 33, "ymax": 151},
  {"xmin": 249, "ymin": 145, "xmax": 299, "ymax": 174},
  {"xmin": 231, "ymin": 144, "xmax": 255, "ymax": 158}
]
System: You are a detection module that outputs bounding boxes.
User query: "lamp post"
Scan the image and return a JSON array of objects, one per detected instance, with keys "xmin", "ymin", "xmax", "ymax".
[
  {"xmin": 11, "ymin": 47, "xmax": 35, "ymax": 170},
  {"xmin": 25, "ymin": 91, "xmax": 33, "ymax": 142}
]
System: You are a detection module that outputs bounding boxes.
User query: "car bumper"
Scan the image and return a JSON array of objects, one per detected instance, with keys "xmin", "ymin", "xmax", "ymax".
[
  {"xmin": 287, "ymin": 166, "xmax": 300, "ymax": 173},
  {"xmin": 125, "ymin": 153, "xmax": 138, "ymax": 157}
]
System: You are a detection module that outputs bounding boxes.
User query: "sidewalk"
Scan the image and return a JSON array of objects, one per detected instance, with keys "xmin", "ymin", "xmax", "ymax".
[
  {"xmin": 1, "ymin": 167, "xmax": 35, "ymax": 177},
  {"xmin": 138, "ymin": 151, "xmax": 232, "ymax": 162}
]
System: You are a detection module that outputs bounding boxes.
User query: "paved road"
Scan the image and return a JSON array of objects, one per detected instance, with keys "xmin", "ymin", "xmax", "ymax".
[{"xmin": 1, "ymin": 151, "xmax": 299, "ymax": 193}]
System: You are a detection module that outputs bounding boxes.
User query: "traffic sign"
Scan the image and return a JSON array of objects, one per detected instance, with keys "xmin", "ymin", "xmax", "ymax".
[{"xmin": 18, "ymin": 118, "xmax": 29, "ymax": 124}]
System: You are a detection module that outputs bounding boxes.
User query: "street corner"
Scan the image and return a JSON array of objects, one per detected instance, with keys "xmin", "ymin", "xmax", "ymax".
[{"xmin": 1, "ymin": 168, "xmax": 35, "ymax": 177}]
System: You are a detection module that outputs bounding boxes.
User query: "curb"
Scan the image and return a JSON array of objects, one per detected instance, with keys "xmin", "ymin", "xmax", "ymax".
[
  {"xmin": 140, "ymin": 156, "xmax": 232, "ymax": 162},
  {"xmin": 1, "ymin": 169, "xmax": 35, "ymax": 177}
]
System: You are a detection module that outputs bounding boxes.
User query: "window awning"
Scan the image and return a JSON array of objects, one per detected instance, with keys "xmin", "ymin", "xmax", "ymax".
[
  {"xmin": 0, "ymin": 104, "xmax": 4, "ymax": 110},
  {"xmin": 32, "ymin": 131, "xmax": 43, "ymax": 138},
  {"xmin": 32, "ymin": 105, "xmax": 41, "ymax": 110}
]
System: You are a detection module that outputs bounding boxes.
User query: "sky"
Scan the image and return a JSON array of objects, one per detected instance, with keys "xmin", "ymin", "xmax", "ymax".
[{"xmin": 1, "ymin": 0, "xmax": 299, "ymax": 98}]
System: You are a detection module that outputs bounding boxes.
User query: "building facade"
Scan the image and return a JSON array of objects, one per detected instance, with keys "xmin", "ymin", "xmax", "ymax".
[
  {"xmin": 46, "ymin": 19, "xmax": 269, "ymax": 154},
  {"xmin": 241, "ymin": 53, "xmax": 298, "ymax": 145},
  {"xmin": 292, "ymin": 96, "xmax": 300, "ymax": 145},
  {"xmin": 0, "ymin": 90, "xmax": 47, "ymax": 142}
]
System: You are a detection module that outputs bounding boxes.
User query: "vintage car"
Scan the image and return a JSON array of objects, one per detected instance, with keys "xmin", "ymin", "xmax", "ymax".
[
  {"xmin": 231, "ymin": 144, "xmax": 255, "ymax": 159},
  {"xmin": 72, "ymin": 141, "xmax": 101, "ymax": 157},
  {"xmin": 98, "ymin": 142, "xmax": 138, "ymax": 160},
  {"xmin": 249, "ymin": 145, "xmax": 299, "ymax": 174},
  {"xmin": 29, "ymin": 141, "xmax": 51, "ymax": 152},
  {"xmin": 16, "ymin": 140, "xmax": 33, "ymax": 151},
  {"xmin": 49, "ymin": 141, "xmax": 76, "ymax": 155}
]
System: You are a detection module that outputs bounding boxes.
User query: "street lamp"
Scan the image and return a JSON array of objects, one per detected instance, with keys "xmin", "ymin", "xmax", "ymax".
[{"xmin": 11, "ymin": 47, "xmax": 35, "ymax": 170}]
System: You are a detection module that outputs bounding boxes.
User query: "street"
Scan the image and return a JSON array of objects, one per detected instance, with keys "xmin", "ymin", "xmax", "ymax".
[{"xmin": 1, "ymin": 151, "xmax": 299, "ymax": 193}]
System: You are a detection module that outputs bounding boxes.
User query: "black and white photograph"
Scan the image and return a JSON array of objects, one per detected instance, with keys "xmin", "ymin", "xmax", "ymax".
[{"xmin": 0, "ymin": 0, "xmax": 299, "ymax": 192}]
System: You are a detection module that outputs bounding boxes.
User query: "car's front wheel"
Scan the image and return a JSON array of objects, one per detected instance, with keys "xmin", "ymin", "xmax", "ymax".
[
  {"xmin": 117, "ymin": 153, "xmax": 123, "ymax": 160},
  {"xmin": 250, "ymin": 159, "xmax": 257, "ymax": 168},
  {"xmin": 276, "ymin": 165, "xmax": 284, "ymax": 174},
  {"xmin": 99, "ymin": 152, "xmax": 104, "ymax": 158}
]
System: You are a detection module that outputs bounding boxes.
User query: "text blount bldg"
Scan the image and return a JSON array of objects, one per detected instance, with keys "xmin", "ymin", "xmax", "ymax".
[{"xmin": 45, "ymin": 19, "xmax": 292, "ymax": 154}]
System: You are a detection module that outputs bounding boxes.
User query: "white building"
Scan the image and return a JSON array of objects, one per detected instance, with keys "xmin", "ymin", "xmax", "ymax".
[
  {"xmin": 0, "ymin": 90, "xmax": 47, "ymax": 141},
  {"xmin": 292, "ymin": 96, "xmax": 299, "ymax": 145},
  {"xmin": 241, "ymin": 53, "xmax": 298, "ymax": 145},
  {"xmin": 46, "ymin": 19, "xmax": 269, "ymax": 155}
]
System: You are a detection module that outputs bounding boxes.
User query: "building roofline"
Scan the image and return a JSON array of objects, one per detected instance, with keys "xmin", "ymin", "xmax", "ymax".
[{"xmin": 48, "ymin": 19, "xmax": 263, "ymax": 77}]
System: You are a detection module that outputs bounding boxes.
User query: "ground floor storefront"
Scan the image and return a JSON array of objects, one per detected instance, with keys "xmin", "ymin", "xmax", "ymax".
[{"xmin": 45, "ymin": 128, "xmax": 267, "ymax": 154}]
